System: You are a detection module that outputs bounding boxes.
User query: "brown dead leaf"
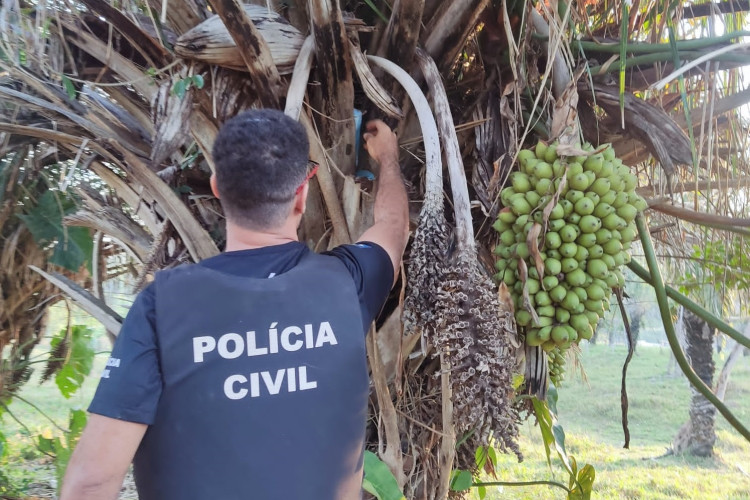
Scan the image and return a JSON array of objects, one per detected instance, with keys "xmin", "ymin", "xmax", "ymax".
[
  {"xmin": 518, "ymin": 258, "xmax": 540, "ymax": 326},
  {"xmin": 498, "ymin": 281, "xmax": 515, "ymax": 314},
  {"xmin": 527, "ymin": 222, "xmax": 546, "ymax": 284}
]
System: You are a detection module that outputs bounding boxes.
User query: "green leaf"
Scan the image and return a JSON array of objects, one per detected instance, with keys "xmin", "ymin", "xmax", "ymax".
[
  {"xmin": 61, "ymin": 75, "xmax": 76, "ymax": 100},
  {"xmin": 37, "ymin": 435, "xmax": 55, "ymax": 454},
  {"xmin": 0, "ymin": 431, "xmax": 5, "ymax": 459},
  {"xmin": 532, "ymin": 396, "xmax": 573, "ymax": 474},
  {"xmin": 171, "ymin": 79, "xmax": 187, "ymax": 99},
  {"xmin": 362, "ymin": 451, "xmax": 405, "ymax": 500},
  {"xmin": 449, "ymin": 470, "xmax": 473, "ymax": 492},
  {"xmin": 191, "ymin": 74, "xmax": 204, "ymax": 89},
  {"xmin": 55, "ymin": 326, "xmax": 95, "ymax": 399},
  {"xmin": 67, "ymin": 409, "xmax": 87, "ymax": 444},
  {"xmin": 362, "ymin": 0, "xmax": 389, "ymax": 23},
  {"xmin": 17, "ymin": 190, "xmax": 92, "ymax": 272},
  {"xmin": 476, "ymin": 485, "xmax": 486, "ymax": 499}
]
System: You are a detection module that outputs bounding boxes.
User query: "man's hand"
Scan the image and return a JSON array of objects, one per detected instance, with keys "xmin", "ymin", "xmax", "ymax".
[
  {"xmin": 363, "ymin": 120, "xmax": 399, "ymax": 166},
  {"xmin": 359, "ymin": 120, "xmax": 409, "ymax": 284},
  {"xmin": 60, "ymin": 414, "xmax": 147, "ymax": 500}
]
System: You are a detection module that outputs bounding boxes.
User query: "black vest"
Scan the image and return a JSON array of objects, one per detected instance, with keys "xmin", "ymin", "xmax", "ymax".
[{"xmin": 134, "ymin": 252, "xmax": 369, "ymax": 500}]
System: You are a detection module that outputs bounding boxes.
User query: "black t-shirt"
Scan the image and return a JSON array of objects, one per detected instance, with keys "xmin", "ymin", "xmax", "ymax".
[{"xmin": 88, "ymin": 241, "xmax": 392, "ymax": 426}]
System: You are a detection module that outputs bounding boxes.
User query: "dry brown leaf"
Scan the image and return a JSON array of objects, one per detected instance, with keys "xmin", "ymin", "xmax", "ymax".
[{"xmin": 527, "ymin": 222, "xmax": 546, "ymax": 284}]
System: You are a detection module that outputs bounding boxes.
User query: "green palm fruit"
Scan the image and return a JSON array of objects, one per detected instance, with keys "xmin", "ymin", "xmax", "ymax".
[
  {"xmin": 630, "ymin": 193, "xmax": 648, "ymax": 212},
  {"xmin": 501, "ymin": 187, "xmax": 516, "ymax": 206},
  {"xmin": 538, "ymin": 325, "xmax": 553, "ymax": 342},
  {"xmin": 586, "ymin": 283, "xmax": 606, "ymax": 301},
  {"xmin": 503, "ymin": 268, "xmax": 517, "ymax": 286},
  {"xmin": 543, "ymin": 275, "xmax": 559, "ymax": 289},
  {"xmin": 603, "ymin": 238, "xmax": 623, "ymax": 255},
  {"xmin": 544, "ymin": 142, "xmax": 559, "ymax": 163},
  {"xmin": 584, "ymin": 299, "xmax": 604, "ymax": 314},
  {"xmin": 574, "ymin": 286, "xmax": 588, "ymax": 302},
  {"xmin": 569, "ymin": 173, "xmax": 591, "ymax": 191},
  {"xmin": 560, "ymin": 199, "xmax": 574, "ymax": 217},
  {"xmin": 560, "ymin": 242, "xmax": 578, "ymax": 258},
  {"xmin": 516, "ymin": 309, "xmax": 532, "ymax": 326},
  {"xmin": 551, "ymin": 326, "xmax": 569, "ymax": 344},
  {"xmin": 527, "ymin": 278, "xmax": 540, "ymax": 294},
  {"xmin": 537, "ymin": 305, "xmax": 556, "ymax": 317},
  {"xmin": 545, "ymin": 258, "xmax": 562, "ymax": 276},
  {"xmin": 590, "ymin": 178, "xmax": 611, "ymax": 196},
  {"xmin": 550, "ymin": 285, "xmax": 567, "ymax": 302},
  {"xmin": 596, "ymin": 227, "xmax": 612, "ymax": 246},
  {"xmin": 500, "ymin": 229, "xmax": 516, "ymax": 246},
  {"xmin": 579, "ymin": 215, "xmax": 602, "ymax": 233},
  {"xmin": 492, "ymin": 219, "xmax": 511, "ymax": 232},
  {"xmin": 535, "ymin": 177, "xmax": 553, "ymax": 195},
  {"xmin": 616, "ymin": 203, "xmax": 637, "ymax": 222},
  {"xmin": 545, "ymin": 232, "xmax": 562, "ymax": 250},
  {"xmin": 556, "ymin": 308, "xmax": 571, "ymax": 323},
  {"xmin": 534, "ymin": 141, "xmax": 548, "ymax": 160},
  {"xmin": 566, "ymin": 268, "xmax": 587, "ymax": 287},
  {"xmin": 589, "ymin": 244, "xmax": 604, "ymax": 258},
  {"xmin": 526, "ymin": 328, "xmax": 543, "ymax": 346},
  {"xmin": 602, "ymin": 145, "xmax": 615, "ymax": 161},
  {"xmin": 574, "ymin": 197, "xmax": 595, "ymax": 216},
  {"xmin": 552, "ymin": 159, "xmax": 566, "ymax": 178},
  {"xmin": 561, "ymin": 257, "xmax": 579, "ymax": 273},
  {"xmin": 594, "ymin": 202, "xmax": 615, "ymax": 218},
  {"xmin": 602, "ymin": 213, "xmax": 626, "ymax": 230},
  {"xmin": 536, "ymin": 290, "xmax": 552, "ymax": 307},
  {"xmin": 549, "ymin": 219, "xmax": 566, "ymax": 231},
  {"xmin": 585, "ymin": 311, "xmax": 600, "ymax": 326},
  {"xmin": 511, "ymin": 172, "xmax": 531, "ymax": 192},
  {"xmin": 519, "ymin": 148, "xmax": 536, "ymax": 164},
  {"xmin": 498, "ymin": 208, "xmax": 516, "ymax": 223},
  {"xmin": 560, "ymin": 224, "xmax": 579, "ymax": 242},
  {"xmin": 565, "ymin": 190, "xmax": 585, "ymax": 204},
  {"xmin": 534, "ymin": 161, "xmax": 554, "ymax": 179},
  {"xmin": 600, "ymin": 190, "xmax": 617, "ymax": 205},
  {"xmin": 611, "ymin": 191, "xmax": 629, "ymax": 209},
  {"xmin": 549, "ymin": 202, "xmax": 565, "ymax": 220},
  {"xmin": 583, "ymin": 154, "xmax": 603, "ymax": 173},
  {"xmin": 576, "ymin": 232, "xmax": 597, "ymax": 248},
  {"xmin": 587, "ymin": 259, "xmax": 608, "ymax": 279},
  {"xmin": 575, "ymin": 245, "xmax": 589, "ymax": 262}
]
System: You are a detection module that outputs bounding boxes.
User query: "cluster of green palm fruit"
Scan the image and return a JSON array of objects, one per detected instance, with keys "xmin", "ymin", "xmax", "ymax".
[{"xmin": 492, "ymin": 142, "xmax": 647, "ymax": 385}]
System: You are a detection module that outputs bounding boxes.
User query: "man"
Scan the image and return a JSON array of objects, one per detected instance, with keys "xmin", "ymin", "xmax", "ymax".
[{"xmin": 60, "ymin": 109, "xmax": 409, "ymax": 500}]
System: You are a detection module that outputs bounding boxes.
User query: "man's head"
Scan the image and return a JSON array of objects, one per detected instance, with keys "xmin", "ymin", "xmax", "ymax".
[{"xmin": 211, "ymin": 109, "xmax": 311, "ymax": 230}]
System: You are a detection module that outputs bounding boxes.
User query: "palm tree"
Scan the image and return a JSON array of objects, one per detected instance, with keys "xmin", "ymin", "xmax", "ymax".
[{"xmin": 3, "ymin": 0, "xmax": 750, "ymax": 497}]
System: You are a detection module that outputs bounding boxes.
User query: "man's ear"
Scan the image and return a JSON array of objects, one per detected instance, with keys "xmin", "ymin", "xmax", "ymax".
[
  {"xmin": 292, "ymin": 183, "xmax": 309, "ymax": 216},
  {"xmin": 210, "ymin": 174, "xmax": 220, "ymax": 199}
]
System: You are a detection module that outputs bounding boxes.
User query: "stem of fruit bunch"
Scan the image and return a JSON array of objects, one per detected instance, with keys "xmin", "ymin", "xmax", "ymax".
[{"xmin": 634, "ymin": 215, "xmax": 750, "ymax": 443}]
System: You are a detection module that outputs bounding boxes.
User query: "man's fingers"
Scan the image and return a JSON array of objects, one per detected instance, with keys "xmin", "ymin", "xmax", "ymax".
[{"xmin": 363, "ymin": 132, "xmax": 374, "ymax": 144}]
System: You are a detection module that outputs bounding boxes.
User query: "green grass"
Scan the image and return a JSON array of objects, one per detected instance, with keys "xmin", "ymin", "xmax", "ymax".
[
  {"xmin": 2, "ymin": 338, "xmax": 749, "ymax": 499},
  {"xmin": 485, "ymin": 344, "xmax": 750, "ymax": 500}
]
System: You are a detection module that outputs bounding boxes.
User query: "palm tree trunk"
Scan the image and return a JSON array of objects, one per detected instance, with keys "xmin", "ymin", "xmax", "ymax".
[{"xmin": 673, "ymin": 308, "xmax": 717, "ymax": 457}]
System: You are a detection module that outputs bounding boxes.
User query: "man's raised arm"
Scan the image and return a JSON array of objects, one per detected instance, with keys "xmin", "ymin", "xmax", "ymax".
[
  {"xmin": 358, "ymin": 120, "xmax": 409, "ymax": 282},
  {"xmin": 60, "ymin": 414, "xmax": 146, "ymax": 500}
]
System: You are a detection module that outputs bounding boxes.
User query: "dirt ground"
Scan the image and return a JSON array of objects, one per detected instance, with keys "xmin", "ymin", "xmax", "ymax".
[{"xmin": 18, "ymin": 462, "xmax": 138, "ymax": 500}]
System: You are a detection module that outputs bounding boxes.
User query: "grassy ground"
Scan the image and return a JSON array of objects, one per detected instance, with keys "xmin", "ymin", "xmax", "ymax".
[
  {"xmin": 2, "ymin": 337, "xmax": 749, "ymax": 499},
  {"xmin": 486, "ymin": 344, "xmax": 750, "ymax": 500}
]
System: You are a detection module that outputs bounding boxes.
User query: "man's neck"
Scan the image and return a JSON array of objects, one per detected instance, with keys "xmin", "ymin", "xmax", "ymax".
[{"xmin": 224, "ymin": 219, "xmax": 299, "ymax": 252}]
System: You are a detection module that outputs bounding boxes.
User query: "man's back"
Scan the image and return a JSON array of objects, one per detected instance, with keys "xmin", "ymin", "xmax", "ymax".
[{"xmin": 88, "ymin": 243, "xmax": 392, "ymax": 499}]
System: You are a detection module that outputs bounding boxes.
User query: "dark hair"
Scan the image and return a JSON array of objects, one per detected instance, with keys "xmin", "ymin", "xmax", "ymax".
[{"xmin": 212, "ymin": 109, "xmax": 309, "ymax": 229}]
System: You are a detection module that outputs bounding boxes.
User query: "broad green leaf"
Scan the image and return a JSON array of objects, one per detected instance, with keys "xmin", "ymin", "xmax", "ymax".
[
  {"xmin": 55, "ymin": 326, "xmax": 94, "ymax": 399},
  {"xmin": 449, "ymin": 470, "xmax": 473, "ymax": 492},
  {"xmin": 17, "ymin": 190, "xmax": 92, "ymax": 272},
  {"xmin": 476, "ymin": 485, "xmax": 487, "ymax": 499},
  {"xmin": 61, "ymin": 75, "xmax": 76, "ymax": 99},
  {"xmin": 67, "ymin": 409, "xmax": 87, "ymax": 443},
  {"xmin": 362, "ymin": 451, "xmax": 405, "ymax": 500},
  {"xmin": 191, "ymin": 74, "xmax": 204, "ymax": 89},
  {"xmin": 532, "ymin": 396, "xmax": 573, "ymax": 475},
  {"xmin": 38, "ymin": 435, "xmax": 55, "ymax": 454}
]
